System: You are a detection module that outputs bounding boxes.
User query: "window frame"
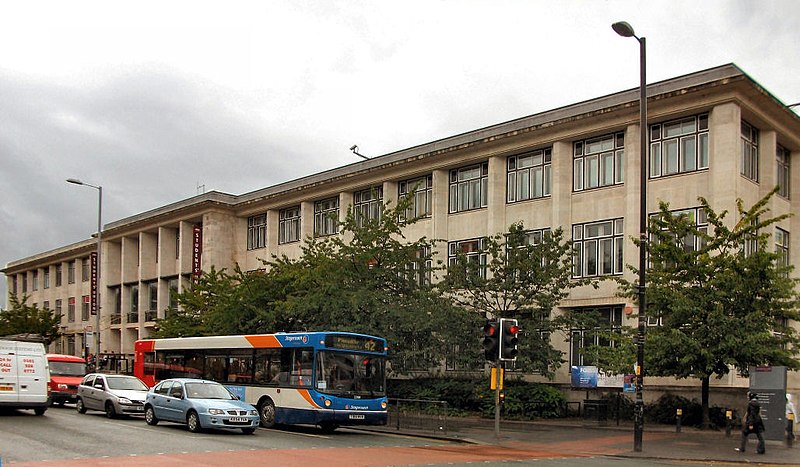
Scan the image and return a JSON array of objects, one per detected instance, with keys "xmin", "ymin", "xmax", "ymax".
[
  {"xmin": 649, "ymin": 113, "xmax": 709, "ymax": 178},
  {"xmin": 354, "ymin": 186, "xmax": 383, "ymax": 228},
  {"xmin": 398, "ymin": 175, "xmax": 432, "ymax": 220},
  {"xmin": 278, "ymin": 206, "xmax": 301, "ymax": 244},
  {"xmin": 449, "ymin": 162, "xmax": 488, "ymax": 213},
  {"xmin": 572, "ymin": 218, "xmax": 624, "ymax": 278},
  {"xmin": 247, "ymin": 213, "xmax": 267, "ymax": 250},
  {"xmin": 741, "ymin": 119, "xmax": 759, "ymax": 182},
  {"xmin": 314, "ymin": 197, "xmax": 340, "ymax": 237},
  {"xmin": 573, "ymin": 133, "xmax": 625, "ymax": 192},
  {"xmin": 777, "ymin": 144, "xmax": 790, "ymax": 199},
  {"xmin": 507, "ymin": 148, "xmax": 552, "ymax": 203}
]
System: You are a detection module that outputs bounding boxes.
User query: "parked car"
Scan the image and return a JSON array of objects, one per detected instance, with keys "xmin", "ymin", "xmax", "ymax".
[
  {"xmin": 47, "ymin": 354, "xmax": 87, "ymax": 406},
  {"xmin": 76, "ymin": 373, "xmax": 149, "ymax": 418},
  {"xmin": 144, "ymin": 378, "xmax": 259, "ymax": 434}
]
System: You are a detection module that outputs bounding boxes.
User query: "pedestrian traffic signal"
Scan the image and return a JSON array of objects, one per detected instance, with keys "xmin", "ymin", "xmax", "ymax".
[
  {"xmin": 499, "ymin": 318, "xmax": 519, "ymax": 361},
  {"xmin": 482, "ymin": 321, "xmax": 499, "ymax": 361}
]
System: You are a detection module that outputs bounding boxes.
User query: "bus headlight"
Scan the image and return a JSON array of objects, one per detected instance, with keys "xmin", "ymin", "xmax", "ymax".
[
  {"xmin": 381, "ymin": 401, "xmax": 387, "ymax": 409},
  {"xmin": 324, "ymin": 399, "xmax": 331, "ymax": 407}
]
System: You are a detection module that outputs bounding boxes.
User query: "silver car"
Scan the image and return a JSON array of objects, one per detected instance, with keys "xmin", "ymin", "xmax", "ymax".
[{"xmin": 76, "ymin": 373, "xmax": 149, "ymax": 418}]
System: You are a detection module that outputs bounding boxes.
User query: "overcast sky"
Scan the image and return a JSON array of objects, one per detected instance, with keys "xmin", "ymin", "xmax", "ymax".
[{"xmin": 2, "ymin": 0, "xmax": 799, "ymax": 304}]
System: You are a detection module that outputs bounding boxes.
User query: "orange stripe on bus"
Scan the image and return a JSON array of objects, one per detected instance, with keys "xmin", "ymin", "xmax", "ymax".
[
  {"xmin": 298, "ymin": 389, "xmax": 322, "ymax": 409},
  {"xmin": 245, "ymin": 335, "xmax": 282, "ymax": 348}
]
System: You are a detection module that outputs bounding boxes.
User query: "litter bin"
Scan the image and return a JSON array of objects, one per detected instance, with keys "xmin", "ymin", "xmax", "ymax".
[{"xmin": 583, "ymin": 400, "xmax": 608, "ymax": 425}]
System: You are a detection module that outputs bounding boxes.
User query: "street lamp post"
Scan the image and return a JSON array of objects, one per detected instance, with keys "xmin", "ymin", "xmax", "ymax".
[
  {"xmin": 612, "ymin": 20, "xmax": 647, "ymax": 453},
  {"xmin": 66, "ymin": 178, "xmax": 102, "ymax": 363}
]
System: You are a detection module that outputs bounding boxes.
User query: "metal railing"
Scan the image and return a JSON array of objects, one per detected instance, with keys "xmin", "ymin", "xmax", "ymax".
[
  {"xmin": 388, "ymin": 398, "xmax": 449, "ymax": 435},
  {"xmin": 144, "ymin": 310, "xmax": 158, "ymax": 322},
  {"xmin": 126, "ymin": 312, "xmax": 139, "ymax": 324}
]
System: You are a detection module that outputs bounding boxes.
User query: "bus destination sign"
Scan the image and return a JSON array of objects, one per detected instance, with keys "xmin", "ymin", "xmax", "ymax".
[{"xmin": 325, "ymin": 334, "xmax": 380, "ymax": 352}]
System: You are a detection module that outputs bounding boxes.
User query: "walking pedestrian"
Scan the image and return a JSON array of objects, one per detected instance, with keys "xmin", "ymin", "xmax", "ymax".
[
  {"xmin": 736, "ymin": 391, "xmax": 765, "ymax": 454},
  {"xmin": 787, "ymin": 393, "xmax": 797, "ymax": 443}
]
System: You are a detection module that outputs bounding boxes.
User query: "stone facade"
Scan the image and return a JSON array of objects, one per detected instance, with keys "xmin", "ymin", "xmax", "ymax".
[{"xmin": 4, "ymin": 64, "xmax": 799, "ymax": 398}]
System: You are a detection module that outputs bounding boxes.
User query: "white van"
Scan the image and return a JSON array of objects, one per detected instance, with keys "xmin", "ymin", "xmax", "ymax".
[{"xmin": 0, "ymin": 339, "xmax": 50, "ymax": 415}]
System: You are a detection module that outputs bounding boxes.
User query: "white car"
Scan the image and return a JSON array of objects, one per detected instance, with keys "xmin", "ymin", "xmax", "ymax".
[{"xmin": 76, "ymin": 373, "xmax": 149, "ymax": 418}]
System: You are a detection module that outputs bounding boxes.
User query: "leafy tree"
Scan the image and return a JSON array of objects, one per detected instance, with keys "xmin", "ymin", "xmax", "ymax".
[
  {"xmin": 0, "ymin": 294, "xmax": 62, "ymax": 345},
  {"xmin": 616, "ymin": 190, "xmax": 800, "ymax": 427},
  {"xmin": 438, "ymin": 223, "xmax": 590, "ymax": 377},
  {"xmin": 269, "ymin": 195, "xmax": 481, "ymax": 372}
]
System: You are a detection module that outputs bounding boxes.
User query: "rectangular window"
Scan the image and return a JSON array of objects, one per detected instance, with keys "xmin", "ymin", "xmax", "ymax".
[
  {"xmin": 507, "ymin": 148, "xmax": 552, "ymax": 203},
  {"xmin": 572, "ymin": 218, "xmax": 624, "ymax": 278},
  {"xmin": 81, "ymin": 257, "xmax": 90, "ymax": 282},
  {"xmin": 649, "ymin": 114, "xmax": 708, "ymax": 178},
  {"xmin": 405, "ymin": 247, "xmax": 432, "ymax": 286},
  {"xmin": 449, "ymin": 162, "xmax": 488, "ymax": 213},
  {"xmin": 247, "ymin": 214, "xmax": 266, "ymax": 250},
  {"xmin": 167, "ymin": 278, "xmax": 179, "ymax": 310},
  {"xmin": 278, "ymin": 206, "xmax": 301, "ymax": 244},
  {"xmin": 22, "ymin": 274, "xmax": 27, "ymax": 293},
  {"xmin": 777, "ymin": 144, "xmax": 790, "ymax": 199},
  {"xmin": 354, "ymin": 186, "xmax": 383, "ymax": 227},
  {"xmin": 68, "ymin": 297, "xmax": 76, "ymax": 322},
  {"xmin": 448, "ymin": 238, "xmax": 487, "ymax": 279},
  {"xmin": 398, "ymin": 175, "xmax": 432, "ymax": 220},
  {"xmin": 43, "ymin": 268, "xmax": 50, "ymax": 289},
  {"xmin": 741, "ymin": 120, "xmax": 759, "ymax": 182},
  {"xmin": 776, "ymin": 228, "xmax": 790, "ymax": 269},
  {"xmin": 12, "ymin": 275, "xmax": 17, "ymax": 295},
  {"xmin": 32, "ymin": 270, "xmax": 38, "ymax": 291},
  {"xmin": 81, "ymin": 295, "xmax": 90, "ymax": 321},
  {"xmin": 314, "ymin": 197, "xmax": 339, "ymax": 237},
  {"xmin": 55, "ymin": 299, "xmax": 62, "ymax": 322},
  {"xmin": 68, "ymin": 261, "xmax": 76, "ymax": 284},
  {"xmin": 148, "ymin": 282, "xmax": 158, "ymax": 319},
  {"xmin": 129, "ymin": 284, "xmax": 139, "ymax": 324},
  {"xmin": 55, "ymin": 264, "xmax": 63, "ymax": 287},
  {"xmin": 573, "ymin": 133, "xmax": 624, "ymax": 191},
  {"xmin": 569, "ymin": 306, "xmax": 623, "ymax": 366}
]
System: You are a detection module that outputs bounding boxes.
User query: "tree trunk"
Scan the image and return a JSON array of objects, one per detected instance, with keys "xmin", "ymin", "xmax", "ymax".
[{"xmin": 701, "ymin": 375, "xmax": 711, "ymax": 429}]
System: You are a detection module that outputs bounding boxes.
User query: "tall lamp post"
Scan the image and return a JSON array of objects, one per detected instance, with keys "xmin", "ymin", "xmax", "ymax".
[
  {"xmin": 612, "ymin": 20, "xmax": 647, "ymax": 453},
  {"xmin": 66, "ymin": 178, "xmax": 102, "ymax": 363}
]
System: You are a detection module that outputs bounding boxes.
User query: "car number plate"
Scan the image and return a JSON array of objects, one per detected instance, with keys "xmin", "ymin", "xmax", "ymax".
[
  {"xmin": 349, "ymin": 414, "xmax": 365, "ymax": 420},
  {"xmin": 229, "ymin": 417, "xmax": 248, "ymax": 422}
]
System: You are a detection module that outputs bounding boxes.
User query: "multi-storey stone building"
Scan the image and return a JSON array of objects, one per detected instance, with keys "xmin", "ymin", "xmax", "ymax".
[{"xmin": 4, "ymin": 64, "xmax": 799, "ymax": 397}]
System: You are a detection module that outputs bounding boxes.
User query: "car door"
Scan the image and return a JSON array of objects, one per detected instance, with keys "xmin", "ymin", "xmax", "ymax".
[
  {"xmin": 85, "ymin": 375, "xmax": 107, "ymax": 410},
  {"xmin": 78, "ymin": 375, "xmax": 95, "ymax": 409},
  {"xmin": 150, "ymin": 381, "xmax": 174, "ymax": 420},
  {"xmin": 164, "ymin": 381, "xmax": 189, "ymax": 423}
]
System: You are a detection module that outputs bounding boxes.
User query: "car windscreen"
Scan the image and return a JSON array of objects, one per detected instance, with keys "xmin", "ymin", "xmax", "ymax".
[
  {"xmin": 185, "ymin": 382, "xmax": 235, "ymax": 400},
  {"xmin": 49, "ymin": 361, "xmax": 87, "ymax": 376},
  {"xmin": 106, "ymin": 376, "xmax": 148, "ymax": 391}
]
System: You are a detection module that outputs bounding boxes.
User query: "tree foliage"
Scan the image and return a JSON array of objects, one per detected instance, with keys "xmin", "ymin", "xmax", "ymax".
[
  {"xmin": 438, "ymin": 223, "xmax": 590, "ymax": 377},
  {"xmin": 0, "ymin": 294, "xmax": 62, "ymax": 345},
  {"xmin": 615, "ymin": 189, "xmax": 800, "ymax": 425}
]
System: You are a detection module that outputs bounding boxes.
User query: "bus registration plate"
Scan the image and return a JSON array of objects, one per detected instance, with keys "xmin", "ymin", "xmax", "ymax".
[
  {"xmin": 229, "ymin": 417, "xmax": 249, "ymax": 423},
  {"xmin": 349, "ymin": 414, "xmax": 365, "ymax": 420}
]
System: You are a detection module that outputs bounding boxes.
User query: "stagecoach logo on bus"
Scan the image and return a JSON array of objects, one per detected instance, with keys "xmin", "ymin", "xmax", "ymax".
[
  {"xmin": 283, "ymin": 335, "xmax": 309, "ymax": 344},
  {"xmin": 345, "ymin": 405, "xmax": 368, "ymax": 410}
]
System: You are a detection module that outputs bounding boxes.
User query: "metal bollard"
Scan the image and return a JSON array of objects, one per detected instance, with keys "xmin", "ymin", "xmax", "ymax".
[
  {"xmin": 676, "ymin": 408, "xmax": 682, "ymax": 433},
  {"xmin": 726, "ymin": 410, "xmax": 733, "ymax": 437},
  {"xmin": 788, "ymin": 413, "xmax": 795, "ymax": 447}
]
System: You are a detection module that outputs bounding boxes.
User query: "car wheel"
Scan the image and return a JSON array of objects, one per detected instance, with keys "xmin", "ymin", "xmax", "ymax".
[
  {"xmin": 187, "ymin": 411, "xmax": 202, "ymax": 433},
  {"xmin": 34, "ymin": 407, "xmax": 46, "ymax": 416},
  {"xmin": 144, "ymin": 406, "xmax": 159, "ymax": 425},
  {"xmin": 105, "ymin": 401, "xmax": 117, "ymax": 419},
  {"xmin": 258, "ymin": 399, "xmax": 276, "ymax": 428},
  {"xmin": 241, "ymin": 427, "xmax": 256, "ymax": 435},
  {"xmin": 76, "ymin": 398, "xmax": 87, "ymax": 414}
]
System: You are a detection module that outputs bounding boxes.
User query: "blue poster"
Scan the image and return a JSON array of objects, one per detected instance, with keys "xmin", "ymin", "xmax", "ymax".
[{"xmin": 571, "ymin": 366, "xmax": 598, "ymax": 389}]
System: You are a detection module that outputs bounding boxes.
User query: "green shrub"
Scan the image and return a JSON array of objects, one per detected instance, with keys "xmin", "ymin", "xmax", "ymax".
[
  {"xmin": 388, "ymin": 377, "xmax": 566, "ymax": 419},
  {"xmin": 644, "ymin": 393, "xmax": 732, "ymax": 428}
]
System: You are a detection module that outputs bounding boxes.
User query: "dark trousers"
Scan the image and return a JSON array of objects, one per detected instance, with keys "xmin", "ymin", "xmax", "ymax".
[{"xmin": 739, "ymin": 426, "xmax": 765, "ymax": 453}]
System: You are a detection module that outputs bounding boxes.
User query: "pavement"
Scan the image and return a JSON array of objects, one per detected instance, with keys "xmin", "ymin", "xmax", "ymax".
[{"xmin": 367, "ymin": 417, "xmax": 800, "ymax": 465}]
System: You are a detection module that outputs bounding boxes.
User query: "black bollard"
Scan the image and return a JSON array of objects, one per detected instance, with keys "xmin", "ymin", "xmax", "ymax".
[{"xmin": 726, "ymin": 410, "xmax": 733, "ymax": 437}]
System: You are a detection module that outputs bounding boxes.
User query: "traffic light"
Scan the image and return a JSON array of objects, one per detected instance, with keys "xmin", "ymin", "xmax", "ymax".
[
  {"xmin": 499, "ymin": 318, "xmax": 519, "ymax": 361},
  {"xmin": 482, "ymin": 321, "xmax": 499, "ymax": 361}
]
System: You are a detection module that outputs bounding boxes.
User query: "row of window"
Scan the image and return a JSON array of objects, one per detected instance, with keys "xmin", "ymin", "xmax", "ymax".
[
  {"xmin": 10, "ymin": 259, "xmax": 90, "ymax": 295},
  {"xmin": 245, "ymin": 114, "xmax": 790, "ymax": 250}
]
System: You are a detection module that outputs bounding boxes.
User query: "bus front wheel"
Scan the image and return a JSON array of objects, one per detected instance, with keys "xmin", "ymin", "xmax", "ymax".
[{"xmin": 258, "ymin": 399, "xmax": 276, "ymax": 428}]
